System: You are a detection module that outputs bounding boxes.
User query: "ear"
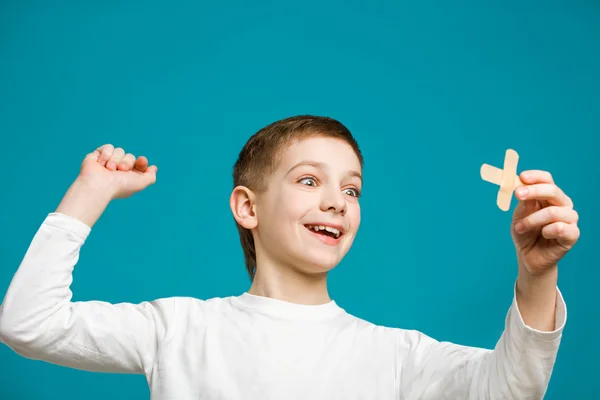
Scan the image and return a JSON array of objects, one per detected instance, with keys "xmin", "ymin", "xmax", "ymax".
[{"xmin": 230, "ymin": 186, "xmax": 258, "ymax": 229}]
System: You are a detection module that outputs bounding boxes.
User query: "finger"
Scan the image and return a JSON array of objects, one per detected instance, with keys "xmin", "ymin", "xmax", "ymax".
[
  {"xmin": 143, "ymin": 165, "xmax": 158, "ymax": 185},
  {"xmin": 133, "ymin": 156, "xmax": 149, "ymax": 172},
  {"xmin": 515, "ymin": 206, "xmax": 579, "ymax": 233},
  {"xmin": 117, "ymin": 153, "xmax": 136, "ymax": 171},
  {"xmin": 515, "ymin": 183, "xmax": 573, "ymax": 208},
  {"xmin": 106, "ymin": 147, "xmax": 125, "ymax": 171},
  {"xmin": 512, "ymin": 196, "xmax": 540, "ymax": 221},
  {"xmin": 520, "ymin": 170, "xmax": 554, "ymax": 185},
  {"xmin": 132, "ymin": 165, "xmax": 158, "ymax": 190},
  {"xmin": 85, "ymin": 149, "xmax": 101, "ymax": 161},
  {"xmin": 96, "ymin": 144, "xmax": 114, "ymax": 167},
  {"xmin": 541, "ymin": 222, "xmax": 580, "ymax": 247}
]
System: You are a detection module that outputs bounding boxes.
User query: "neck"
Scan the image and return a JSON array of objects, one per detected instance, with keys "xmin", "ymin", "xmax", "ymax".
[{"xmin": 248, "ymin": 259, "xmax": 331, "ymax": 305}]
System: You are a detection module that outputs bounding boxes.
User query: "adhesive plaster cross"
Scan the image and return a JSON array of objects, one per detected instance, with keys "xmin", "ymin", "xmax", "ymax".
[{"xmin": 480, "ymin": 149, "xmax": 524, "ymax": 211}]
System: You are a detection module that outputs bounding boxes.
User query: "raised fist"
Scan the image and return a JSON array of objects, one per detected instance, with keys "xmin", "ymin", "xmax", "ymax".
[{"xmin": 79, "ymin": 144, "xmax": 158, "ymax": 200}]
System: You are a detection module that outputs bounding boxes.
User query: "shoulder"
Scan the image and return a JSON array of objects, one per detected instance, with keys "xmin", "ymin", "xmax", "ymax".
[
  {"xmin": 155, "ymin": 294, "xmax": 237, "ymax": 314},
  {"xmin": 335, "ymin": 311, "xmax": 402, "ymax": 343},
  {"xmin": 153, "ymin": 294, "xmax": 240, "ymax": 327},
  {"xmin": 339, "ymin": 311, "xmax": 483, "ymax": 354}
]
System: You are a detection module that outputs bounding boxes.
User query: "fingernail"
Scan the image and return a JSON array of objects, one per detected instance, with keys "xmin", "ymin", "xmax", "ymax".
[
  {"xmin": 517, "ymin": 188, "xmax": 528, "ymax": 198},
  {"xmin": 515, "ymin": 221, "xmax": 524, "ymax": 233}
]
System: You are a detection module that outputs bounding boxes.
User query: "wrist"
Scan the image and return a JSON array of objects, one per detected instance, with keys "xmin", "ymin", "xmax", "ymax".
[
  {"xmin": 55, "ymin": 177, "xmax": 115, "ymax": 228},
  {"xmin": 515, "ymin": 265, "xmax": 558, "ymax": 331},
  {"xmin": 516, "ymin": 262, "xmax": 558, "ymax": 300}
]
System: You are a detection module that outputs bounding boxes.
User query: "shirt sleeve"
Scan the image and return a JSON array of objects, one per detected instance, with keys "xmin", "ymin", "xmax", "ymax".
[
  {"xmin": 0, "ymin": 212, "xmax": 177, "ymax": 375},
  {"xmin": 396, "ymin": 285, "xmax": 566, "ymax": 400}
]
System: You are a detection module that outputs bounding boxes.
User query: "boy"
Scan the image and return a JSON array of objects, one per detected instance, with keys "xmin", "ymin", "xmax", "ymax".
[{"xmin": 0, "ymin": 115, "xmax": 580, "ymax": 399}]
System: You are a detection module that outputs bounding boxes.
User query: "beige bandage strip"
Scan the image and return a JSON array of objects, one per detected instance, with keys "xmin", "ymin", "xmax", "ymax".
[{"xmin": 480, "ymin": 149, "xmax": 524, "ymax": 211}]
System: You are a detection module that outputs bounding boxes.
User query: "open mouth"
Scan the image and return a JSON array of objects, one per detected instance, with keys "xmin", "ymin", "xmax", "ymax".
[{"xmin": 304, "ymin": 224, "xmax": 342, "ymax": 239}]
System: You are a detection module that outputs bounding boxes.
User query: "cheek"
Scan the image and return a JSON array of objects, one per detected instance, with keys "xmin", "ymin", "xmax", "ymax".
[
  {"xmin": 279, "ymin": 190, "xmax": 314, "ymax": 220},
  {"xmin": 348, "ymin": 203, "xmax": 361, "ymax": 230}
]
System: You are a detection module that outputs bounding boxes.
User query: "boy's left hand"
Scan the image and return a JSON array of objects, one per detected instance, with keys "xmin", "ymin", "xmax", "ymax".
[{"xmin": 511, "ymin": 170, "xmax": 580, "ymax": 276}]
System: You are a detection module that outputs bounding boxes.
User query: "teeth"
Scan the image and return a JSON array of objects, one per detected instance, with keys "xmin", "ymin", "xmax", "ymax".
[
  {"xmin": 324, "ymin": 226, "xmax": 339, "ymax": 237},
  {"xmin": 307, "ymin": 225, "xmax": 341, "ymax": 238}
]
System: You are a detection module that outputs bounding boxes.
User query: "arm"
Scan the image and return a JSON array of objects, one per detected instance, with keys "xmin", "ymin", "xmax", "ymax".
[
  {"xmin": 511, "ymin": 169, "xmax": 579, "ymax": 333},
  {"xmin": 397, "ymin": 167, "xmax": 579, "ymax": 399},
  {"xmin": 515, "ymin": 263, "xmax": 559, "ymax": 332},
  {"xmin": 397, "ymin": 283, "xmax": 565, "ymax": 400},
  {"xmin": 0, "ymin": 147, "xmax": 170, "ymax": 375}
]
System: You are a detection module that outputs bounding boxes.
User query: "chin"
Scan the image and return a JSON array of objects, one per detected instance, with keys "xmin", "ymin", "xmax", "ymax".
[{"xmin": 295, "ymin": 253, "xmax": 344, "ymax": 275}]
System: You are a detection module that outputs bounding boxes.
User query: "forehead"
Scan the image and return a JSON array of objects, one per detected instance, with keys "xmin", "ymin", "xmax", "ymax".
[{"xmin": 278, "ymin": 136, "xmax": 362, "ymax": 172}]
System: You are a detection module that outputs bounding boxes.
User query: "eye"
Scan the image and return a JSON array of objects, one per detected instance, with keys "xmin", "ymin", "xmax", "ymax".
[
  {"xmin": 344, "ymin": 187, "xmax": 361, "ymax": 197},
  {"xmin": 298, "ymin": 176, "xmax": 318, "ymax": 187}
]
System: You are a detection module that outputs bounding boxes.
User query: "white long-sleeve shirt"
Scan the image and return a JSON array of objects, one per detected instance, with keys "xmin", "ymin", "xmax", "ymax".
[{"xmin": 0, "ymin": 213, "xmax": 566, "ymax": 399}]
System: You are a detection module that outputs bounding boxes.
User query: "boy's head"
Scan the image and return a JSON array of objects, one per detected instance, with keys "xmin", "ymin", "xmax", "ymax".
[{"xmin": 231, "ymin": 115, "xmax": 364, "ymax": 281}]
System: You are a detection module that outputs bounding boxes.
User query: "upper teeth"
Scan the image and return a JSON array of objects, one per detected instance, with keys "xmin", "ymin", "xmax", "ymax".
[{"xmin": 308, "ymin": 225, "xmax": 341, "ymax": 238}]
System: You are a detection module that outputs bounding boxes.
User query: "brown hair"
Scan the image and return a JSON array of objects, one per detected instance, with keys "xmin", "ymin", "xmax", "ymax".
[{"xmin": 232, "ymin": 115, "xmax": 364, "ymax": 280}]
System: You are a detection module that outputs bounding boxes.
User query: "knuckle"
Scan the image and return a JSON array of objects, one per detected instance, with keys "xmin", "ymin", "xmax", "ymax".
[
  {"xmin": 120, "ymin": 154, "xmax": 135, "ymax": 166},
  {"xmin": 567, "ymin": 196, "xmax": 574, "ymax": 207},
  {"xmin": 546, "ymin": 206, "xmax": 558, "ymax": 219},
  {"xmin": 102, "ymin": 145, "xmax": 114, "ymax": 157},
  {"xmin": 572, "ymin": 209, "xmax": 579, "ymax": 222},
  {"xmin": 556, "ymin": 222, "xmax": 564, "ymax": 233},
  {"xmin": 555, "ymin": 186, "xmax": 563, "ymax": 198}
]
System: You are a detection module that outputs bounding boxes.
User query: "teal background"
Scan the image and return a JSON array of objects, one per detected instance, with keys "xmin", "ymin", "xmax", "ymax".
[{"xmin": 1, "ymin": 1, "xmax": 598, "ymax": 398}]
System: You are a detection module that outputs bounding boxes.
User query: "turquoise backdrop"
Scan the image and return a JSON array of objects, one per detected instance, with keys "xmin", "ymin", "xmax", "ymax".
[{"xmin": 1, "ymin": 1, "xmax": 598, "ymax": 399}]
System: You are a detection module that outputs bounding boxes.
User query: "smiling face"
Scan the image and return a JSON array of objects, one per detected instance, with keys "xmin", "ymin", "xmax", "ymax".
[{"xmin": 251, "ymin": 136, "xmax": 363, "ymax": 275}]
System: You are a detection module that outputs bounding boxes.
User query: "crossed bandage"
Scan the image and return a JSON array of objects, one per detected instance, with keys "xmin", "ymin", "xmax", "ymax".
[{"xmin": 481, "ymin": 149, "xmax": 525, "ymax": 211}]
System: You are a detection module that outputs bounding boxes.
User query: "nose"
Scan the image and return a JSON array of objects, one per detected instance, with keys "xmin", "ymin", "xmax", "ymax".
[{"xmin": 320, "ymin": 185, "xmax": 347, "ymax": 215}]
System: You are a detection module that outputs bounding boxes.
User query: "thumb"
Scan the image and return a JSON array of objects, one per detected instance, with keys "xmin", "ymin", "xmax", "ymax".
[
  {"xmin": 142, "ymin": 165, "xmax": 158, "ymax": 186},
  {"xmin": 129, "ymin": 165, "xmax": 157, "ymax": 191}
]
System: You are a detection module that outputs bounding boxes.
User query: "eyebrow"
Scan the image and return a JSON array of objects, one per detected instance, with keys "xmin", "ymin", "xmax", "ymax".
[{"xmin": 286, "ymin": 161, "xmax": 363, "ymax": 183}]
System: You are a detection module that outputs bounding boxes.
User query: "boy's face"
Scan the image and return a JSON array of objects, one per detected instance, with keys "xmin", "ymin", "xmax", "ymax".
[{"xmin": 253, "ymin": 136, "xmax": 362, "ymax": 275}]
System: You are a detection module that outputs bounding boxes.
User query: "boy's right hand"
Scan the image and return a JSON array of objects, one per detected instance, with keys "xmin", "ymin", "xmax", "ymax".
[
  {"xmin": 55, "ymin": 144, "xmax": 158, "ymax": 228},
  {"xmin": 79, "ymin": 144, "xmax": 158, "ymax": 200}
]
